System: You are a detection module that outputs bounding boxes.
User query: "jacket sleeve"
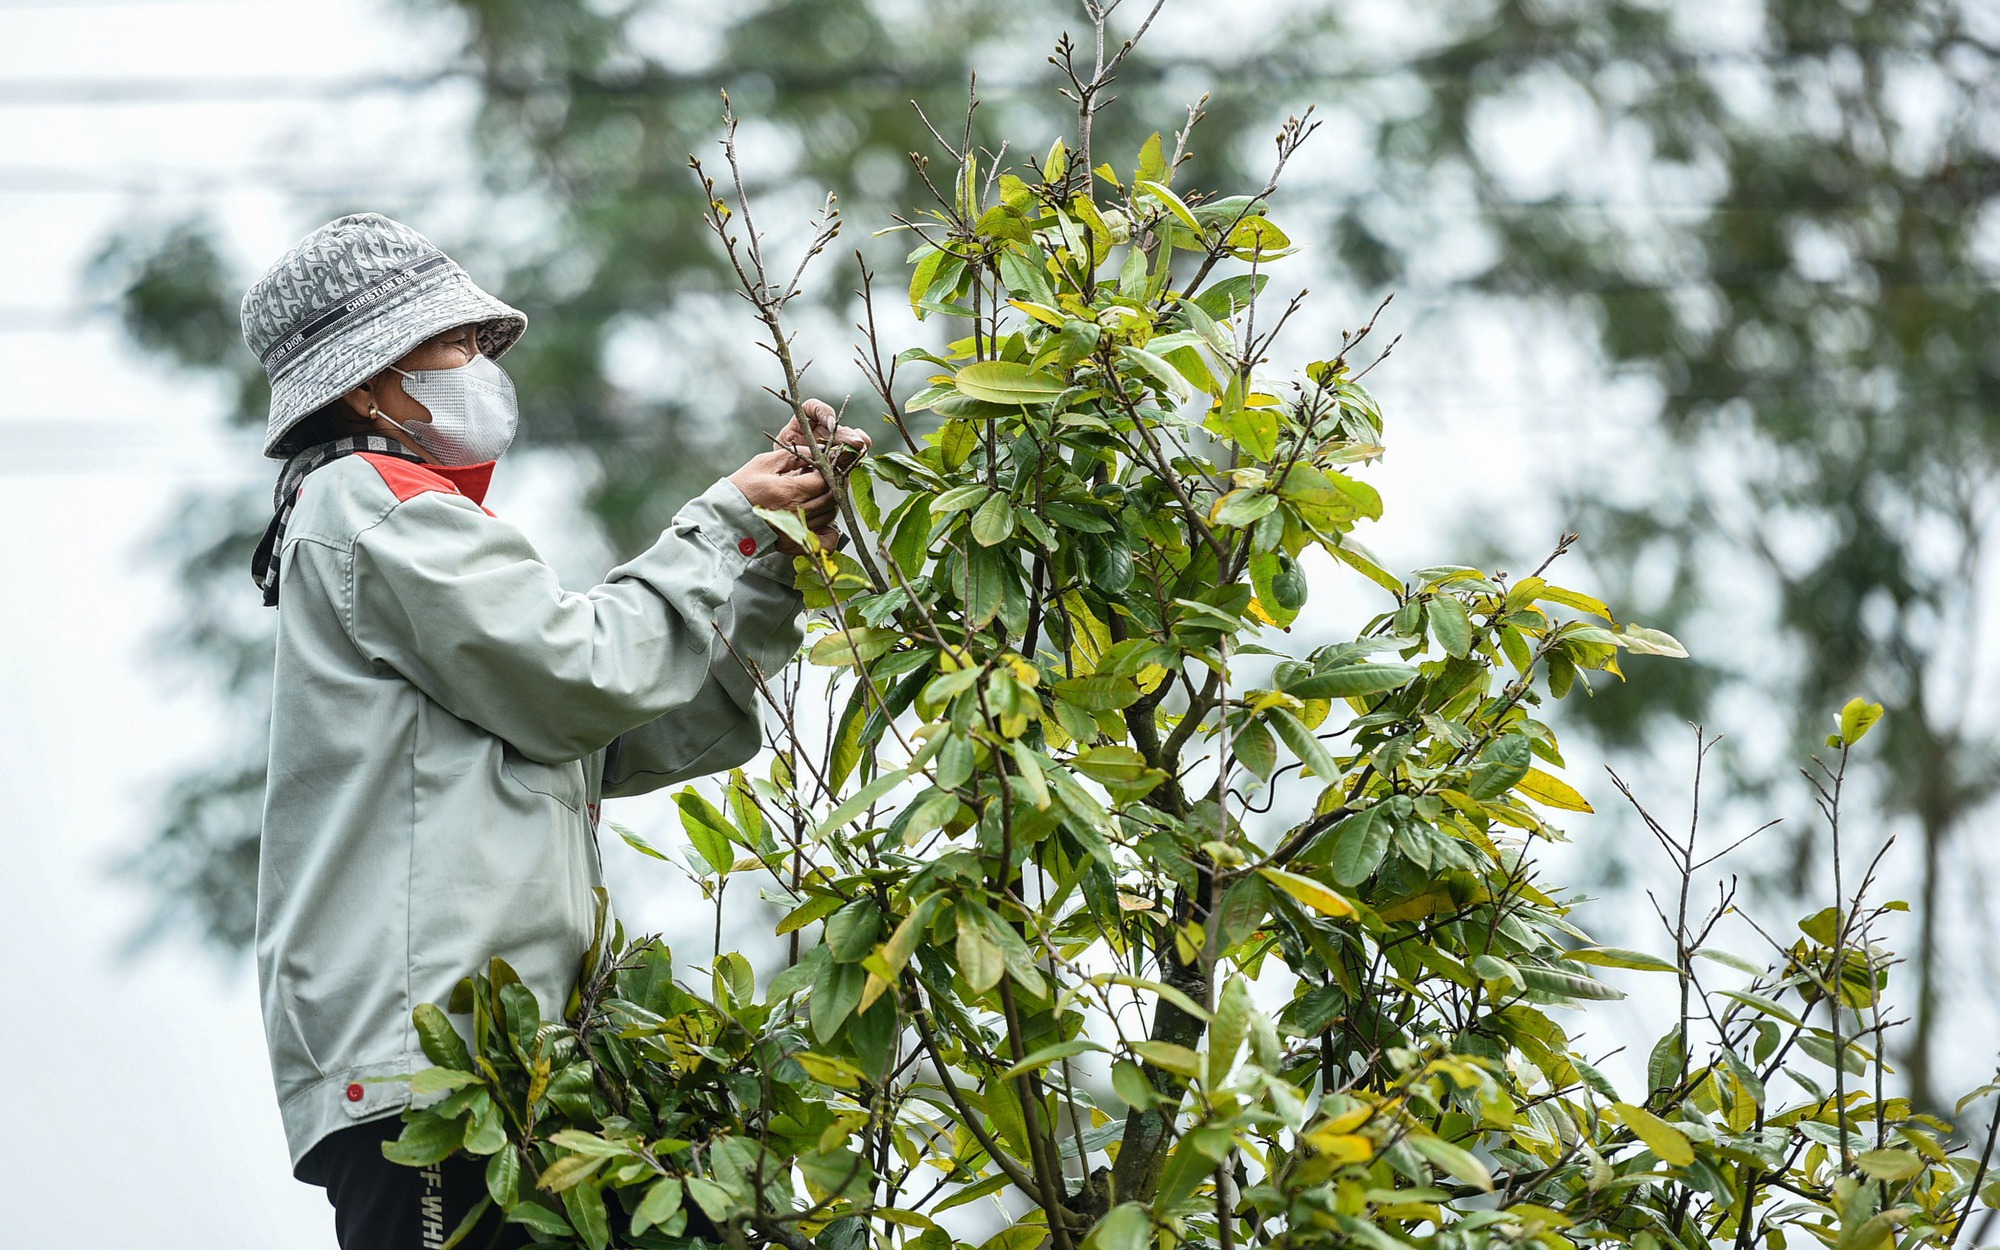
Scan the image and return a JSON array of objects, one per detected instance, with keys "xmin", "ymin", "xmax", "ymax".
[
  {"xmin": 345, "ymin": 477, "xmax": 802, "ymax": 765},
  {"xmin": 598, "ymin": 561, "xmax": 802, "ymax": 798}
]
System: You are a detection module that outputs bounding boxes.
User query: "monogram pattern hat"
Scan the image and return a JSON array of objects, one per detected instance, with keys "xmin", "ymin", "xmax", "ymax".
[{"xmin": 241, "ymin": 213, "xmax": 527, "ymax": 458}]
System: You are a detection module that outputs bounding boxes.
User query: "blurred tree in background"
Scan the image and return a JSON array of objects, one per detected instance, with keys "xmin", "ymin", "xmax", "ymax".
[{"xmin": 97, "ymin": 0, "xmax": 1999, "ymax": 1112}]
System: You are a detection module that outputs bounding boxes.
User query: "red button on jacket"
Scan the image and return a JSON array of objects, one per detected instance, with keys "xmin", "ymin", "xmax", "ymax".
[
  {"xmin": 345, "ymin": 1082, "xmax": 364, "ymax": 1103},
  {"xmin": 738, "ymin": 537, "xmax": 758, "ymax": 556}
]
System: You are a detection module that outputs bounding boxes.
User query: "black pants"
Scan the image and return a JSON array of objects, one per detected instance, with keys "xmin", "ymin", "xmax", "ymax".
[{"xmin": 307, "ymin": 1117, "xmax": 529, "ymax": 1250}]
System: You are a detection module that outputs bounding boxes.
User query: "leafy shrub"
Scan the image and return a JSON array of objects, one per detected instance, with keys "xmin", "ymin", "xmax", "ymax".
[{"xmin": 384, "ymin": 10, "xmax": 1998, "ymax": 1249}]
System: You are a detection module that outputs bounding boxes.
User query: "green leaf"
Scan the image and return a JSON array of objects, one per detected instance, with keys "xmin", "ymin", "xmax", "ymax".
[
  {"xmin": 808, "ymin": 627, "xmax": 900, "ymax": 668},
  {"xmin": 816, "ymin": 771, "xmax": 905, "ymax": 838},
  {"xmin": 1467, "ymin": 734, "xmax": 1532, "ymax": 800},
  {"xmin": 1086, "ymin": 1202, "xmax": 1152, "ymax": 1250},
  {"xmin": 1085, "ymin": 536, "xmax": 1135, "ymax": 592},
  {"xmin": 1797, "ymin": 1030, "xmax": 1868, "ymax": 1075},
  {"xmin": 1233, "ymin": 717, "xmax": 1277, "ymax": 780},
  {"xmin": 908, "ymin": 248, "xmax": 946, "ymax": 308},
  {"xmin": 1472, "ymin": 954, "xmax": 1524, "ymax": 991},
  {"xmin": 872, "ymin": 893, "xmax": 942, "ymax": 983},
  {"xmin": 1611, "ymin": 1102, "xmax": 1695, "ymax": 1166},
  {"xmin": 631, "ymin": 1178, "xmax": 684, "ymax": 1237},
  {"xmin": 611, "ymin": 820, "xmax": 672, "ymax": 862},
  {"xmin": 1427, "ymin": 596, "xmax": 1473, "ymax": 658},
  {"xmin": 1647, "ymin": 1027, "xmax": 1684, "ymax": 1095},
  {"xmin": 505, "ymin": 1201, "xmax": 573, "ymax": 1236},
  {"xmin": 1118, "ymin": 344, "xmax": 1195, "ymax": 402},
  {"xmin": 1054, "ymin": 675, "xmax": 1143, "ymax": 711},
  {"xmin": 1408, "ymin": 1134, "xmax": 1493, "ymax": 1191},
  {"xmin": 971, "ymin": 493, "xmax": 1017, "ymax": 546},
  {"xmin": 956, "ymin": 916, "xmax": 1005, "ymax": 993},
  {"xmin": 413, "ymin": 1002, "xmax": 472, "ymax": 1070},
  {"xmin": 826, "ymin": 898, "xmax": 884, "ymax": 962},
  {"xmin": 1564, "ymin": 947, "xmax": 1678, "ymax": 974},
  {"xmin": 776, "ymin": 892, "xmax": 843, "ymax": 936},
  {"xmin": 1328, "ymin": 807, "xmax": 1391, "ymax": 887},
  {"xmin": 1212, "ymin": 489, "xmax": 1277, "ymax": 528},
  {"xmin": 562, "ymin": 1182, "xmax": 611, "ymax": 1250},
  {"xmin": 1094, "ymin": 973, "xmax": 1213, "ymax": 1022},
  {"xmin": 409, "ymin": 1065, "xmax": 480, "ymax": 1097},
  {"xmin": 1620, "ymin": 624, "xmax": 1689, "ymax": 658},
  {"xmin": 934, "ymin": 483, "xmax": 992, "ymax": 513},
  {"xmin": 964, "ymin": 544, "xmax": 1009, "ymax": 629},
  {"xmin": 1006, "ymin": 741, "xmax": 1051, "ymax": 809},
  {"xmin": 753, "ymin": 505, "xmax": 815, "ymax": 549},
  {"xmin": 1855, "ymin": 1149, "xmax": 1926, "ymax": 1181},
  {"xmin": 486, "ymin": 1148, "xmax": 520, "ymax": 1206},
  {"xmin": 1696, "ymin": 947, "xmax": 1765, "ymax": 976},
  {"xmin": 954, "ymin": 360, "xmax": 1067, "ymax": 405},
  {"xmin": 538, "ymin": 1153, "xmax": 608, "ymax": 1193},
  {"xmin": 685, "ymin": 1175, "xmax": 744, "ymax": 1223},
  {"xmin": 1286, "ymin": 664, "xmax": 1419, "ymax": 700},
  {"xmin": 1268, "ymin": 708, "xmax": 1336, "ymax": 780},
  {"xmin": 799, "ymin": 1145, "xmax": 875, "ymax": 1199},
  {"xmin": 1071, "ymin": 745, "xmax": 1154, "ymax": 786},
  {"xmin": 462, "ymin": 1092, "xmax": 505, "ymax": 1154},
  {"xmin": 1718, "ymin": 989, "xmax": 1802, "ymax": 1025},
  {"xmin": 998, "ymin": 1038, "xmax": 1109, "ymax": 1079},
  {"xmin": 439, "ymin": 1197, "xmax": 493, "ymax": 1250},
  {"xmin": 381, "ymin": 1110, "xmax": 465, "ymax": 1167},
  {"xmin": 1208, "ymin": 974, "xmax": 1254, "ymax": 1086},
  {"xmin": 1112, "ymin": 1060, "xmax": 1155, "ymax": 1110},
  {"xmin": 1130, "ymin": 1039, "xmax": 1203, "ymax": 1078},
  {"xmin": 675, "ymin": 790, "xmax": 736, "ymax": 875},
  {"xmin": 1518, "ymin": 964, "xmax": 1624, "ymax": 1001}
]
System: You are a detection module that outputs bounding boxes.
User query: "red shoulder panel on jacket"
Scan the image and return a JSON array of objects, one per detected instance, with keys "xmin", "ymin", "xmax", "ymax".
[
  {"xmin": 356, "ymin": 453, "xmax": 497, "ymax": 516},
  {"xmin": 357, "ymin": 453, "xmax": 458, "ymax": 502}
]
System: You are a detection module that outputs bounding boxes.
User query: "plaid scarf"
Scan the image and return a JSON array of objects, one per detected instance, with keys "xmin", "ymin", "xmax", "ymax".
[{"xmin": 253, "ymin": 435, "xmax": 429, "ymax": 607}]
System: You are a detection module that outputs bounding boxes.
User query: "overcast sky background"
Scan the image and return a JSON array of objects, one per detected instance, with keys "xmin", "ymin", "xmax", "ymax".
[{"xmin": 0, "ymin": 0, "xmax": 1760, "ymax": 1244}]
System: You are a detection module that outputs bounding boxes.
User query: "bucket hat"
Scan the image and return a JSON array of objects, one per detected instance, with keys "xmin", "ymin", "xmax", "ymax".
[{"xmin": 241, "ymin": 213, "xmax": 527, "ymax": 458}]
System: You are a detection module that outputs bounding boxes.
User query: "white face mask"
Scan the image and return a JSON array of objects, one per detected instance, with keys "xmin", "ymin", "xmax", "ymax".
[{"xmin": 379, "ymin": 353, "xmax": 519, "ymax": 465}]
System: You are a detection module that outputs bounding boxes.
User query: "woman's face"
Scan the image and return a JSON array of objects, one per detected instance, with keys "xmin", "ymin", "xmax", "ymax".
[{"xmin": 343, "ymin": 323, "xmax": 481, "ymax": 427}]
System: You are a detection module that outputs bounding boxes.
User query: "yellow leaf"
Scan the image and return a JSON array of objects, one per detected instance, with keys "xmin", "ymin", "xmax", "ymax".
[
  {"xmin": 1134, "ymin": 179, "xmax": 1202, "ymax": 232},
  {"xmin": 1318, "ymin": 1104, "xmax": 1374, "ymax": 1134},
  {"xmin": 1837, "ymin": 696, "xmax": 1885, "ymax": 746},
  {"xmin": 1304, "ymin": 1130, "xmax": 1374, "ymax": 1163},
  {"xmin": 1008, "ymin": 299, "xmax": 1068, "ymax": 328},
  {"xmin": 1516, "ymin": 768, "xmax": 1593, "ymax": 813},
  {"xmin": 1537, "ymin": 584, "xmax": 1611, "ymax": 618},
  {"xmin": 1248, "ymin": 689, "xmax": 1302, "ymax": 713},
  {"xmin": 1259, "ymin": 867, "xmax": 1355, "ymax": 919},
  {"xmin": 1611, "ymin": 1102, "xmax": 1695, "ymax": 1166}
]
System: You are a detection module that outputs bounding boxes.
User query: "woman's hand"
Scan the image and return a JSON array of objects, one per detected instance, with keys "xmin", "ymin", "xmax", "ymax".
[
  {"xmin": 776, "ymin": 398, "xmax": 871, "ymax": 472},
  {"xmin": 729, "ymin": 399, "xmax": 871, "ymax": 555}
]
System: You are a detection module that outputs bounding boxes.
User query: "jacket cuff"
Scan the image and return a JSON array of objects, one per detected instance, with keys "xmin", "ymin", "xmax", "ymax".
[{"xmin": 681, "ymin": 478, "xmax": 796, "ymax": 585}]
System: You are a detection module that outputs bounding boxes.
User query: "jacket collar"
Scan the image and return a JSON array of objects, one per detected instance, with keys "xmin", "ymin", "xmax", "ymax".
[{"xmin": 424, "ymin": 460, "xmax": 496, "ymax": 505}]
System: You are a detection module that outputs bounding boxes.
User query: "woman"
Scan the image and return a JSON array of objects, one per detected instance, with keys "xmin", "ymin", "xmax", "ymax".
[{"xmin": 239, "ymin": 212, "xmax": 865, "ymax": 1247}]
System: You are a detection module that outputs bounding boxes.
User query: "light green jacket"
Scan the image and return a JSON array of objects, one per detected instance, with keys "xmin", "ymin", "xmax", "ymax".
[{"xmin": 257, "ymin": 452, "xmax": 801, "ymax": 1178}]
